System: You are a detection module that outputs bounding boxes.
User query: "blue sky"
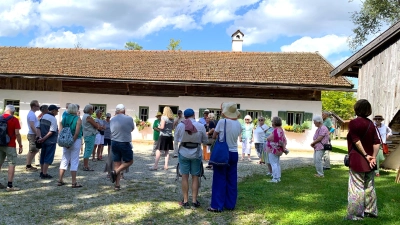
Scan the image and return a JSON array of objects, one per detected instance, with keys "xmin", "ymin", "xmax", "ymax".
[{"xmin": 0, "ymin": 0, "xmax": 362, "ymax": 88}]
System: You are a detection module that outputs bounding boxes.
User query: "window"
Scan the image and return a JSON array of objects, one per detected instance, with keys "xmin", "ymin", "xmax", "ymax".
[
  {"xmin": 139, "ymin": 106, "xmax": 149, "ymax": 121},
  {"xmin": 209, "ymin": 108, "xmax": 222, "ymax": 120},
  {"xmin": 158, "ymin": 105, "xmax": 179, "ymax": 115},
  {"xmin": 91, "ymin": 104, "xmax": 107, "ymax": 113},
  {"xmin": 287, "ymin": 112, "xmax": 304, "ymax": 126},
  {"xmin": 246, "ymin": 110, "xmax": 263, "ymax": 120},
  {"xmin": 4, "ymin": 99, "xmax": 20, "ymax": 114}
]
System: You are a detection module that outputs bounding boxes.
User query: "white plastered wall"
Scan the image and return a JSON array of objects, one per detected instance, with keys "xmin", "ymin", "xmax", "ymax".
[{"xmin": 0, "ymin": 90, "xmax": 321, "ymax": 148}]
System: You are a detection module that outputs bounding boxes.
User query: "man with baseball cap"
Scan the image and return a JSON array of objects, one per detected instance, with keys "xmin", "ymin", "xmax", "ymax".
[
  {"xmin": 38, "ymin": 104, "xmax": 60, "ymax": 179},
  {"xmin": 174, "ymin": 108, "xmax": 208, "ymax": 208},
  {"xmin": 198, "ymin": 109, "xmax": 210, "ymax": 125},
  {"xmin": 109, "ymin": 104, "xmax": 135, "ymax": 190}
]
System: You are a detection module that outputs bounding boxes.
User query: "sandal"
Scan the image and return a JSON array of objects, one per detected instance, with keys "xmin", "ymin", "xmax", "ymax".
[
  {"xmin": 179, "ymin": 200, "xmax": 190, "ymax": 208},
  {"xmin": 83, "ymin": 167, "xmax": 94, "ymax": 171},
  {"xmin": 207, "ymin": 207, "xmax": 222, "ymax": 213},
  {"xmin": 97, "ymin": 158, "xmax": 104, "ymax": 161},
  {"xmin": 114, "ymin": 185, "xmax": 121, "ymax": 191},
  {"xmin": 192, "ymin": 201, "xmax": 201, "ymax": 208},
  {"xmin": 57, "ymin": 181, "xmax": 66, "ymax": 186},
  {"xmin": 72, "ymin": 183, "xmax": 83, "ymax": 188}
]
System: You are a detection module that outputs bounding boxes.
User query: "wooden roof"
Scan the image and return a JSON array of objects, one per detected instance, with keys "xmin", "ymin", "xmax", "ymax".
[
  {"xmin": 331, "ymin": 21, "xmax": 400, "ymax": 78},
  {"xmin": 0, "ymin": 47, "xmax": 352, "ymax": 89}
]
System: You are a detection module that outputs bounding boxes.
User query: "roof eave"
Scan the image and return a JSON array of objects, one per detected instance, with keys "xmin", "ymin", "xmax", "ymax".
[
  {"xmin": 0, "ymin": 73, "xmax": 355, "ymax": 92},
  {"xmin": 331, "ymin": 21, "xmax": 400, "ymax": 78}
]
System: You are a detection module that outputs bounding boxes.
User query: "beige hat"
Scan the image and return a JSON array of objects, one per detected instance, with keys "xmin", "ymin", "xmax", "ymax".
[
  {"xmin": 221, "ymin": 102, "xmax": 240, "ymax": 119},
  {"xmin": 156, "ymin": 112, "xmax": 162, "ymax": 117}
]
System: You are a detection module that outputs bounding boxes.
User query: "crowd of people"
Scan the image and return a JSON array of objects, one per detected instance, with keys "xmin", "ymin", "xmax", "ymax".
[{"xmin": 0, "ymin": 99, "xmax": 390, "ymax": 219}]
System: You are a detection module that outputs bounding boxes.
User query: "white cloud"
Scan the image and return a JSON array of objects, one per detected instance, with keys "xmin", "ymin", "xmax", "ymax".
[
  {"xmin": 229, "ymin": 0, "xmax": 361, "ymax": 46},
  {"xmin": 200, "ymin": 0, "xmax": 259, "ymax": 24},
  {"xmin": 0, "ymin": 0, "xmax": 39, "ymax": 36},
  {"xmin": 331, "ymin": 56, "xmax": 350, "ymax": 67},
  {"xmin": 281, "ymin": 35, "xmax": 348, "ymax": 58},
  {"xmin": 29, "ymin": 30, "xmax": 84, "ymax": 48}
]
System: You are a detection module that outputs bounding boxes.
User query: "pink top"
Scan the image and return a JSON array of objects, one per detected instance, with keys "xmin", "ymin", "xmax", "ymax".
[
  {"xmin": 313, "ymin": 126, "xmax": 329, "ymax": 151},
  {"xmin": 266, "ymin": 127, "xmax": 287, "ymax": 155}
]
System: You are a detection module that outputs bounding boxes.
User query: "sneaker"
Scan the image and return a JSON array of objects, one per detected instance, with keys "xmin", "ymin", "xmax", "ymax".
[
  {"xmin": 268, "ymin": 179, "xmax": 279, "ymax": 183},
  {"xmin": 41, "ymin": 174, "xmax": 53, "ymax": 179},
  {"xmin": 266, "ymin": 172, "xmax": 272, "ymax": 176},
  {"xmin": 6, "ymin": 186, "xmax": 20, "ymax": 192},
  {"xmin": 192, "ymin": 201, "xmax": 201, "ymax": 208},
  {"xmin": 39, "ymin": 172, "xmax": 43, "ymax": 178},
  {"xmin": 26, "ymin": 166, "xmax": 38, "ymax": 172},
  {"xmin": 314, "ymin": 174, "xmax": 324, "ymax": 178}
]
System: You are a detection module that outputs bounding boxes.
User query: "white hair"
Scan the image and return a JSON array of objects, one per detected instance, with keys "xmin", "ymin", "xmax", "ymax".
[
  {"xmin": 67, "ymin": 104, "xmax": 78, "ymax": 114},
  {"xmin": 312, "ymin": 115, "xmax": 323, "ymax": 123},
  {"xmin": 5, "ymin": 105, "xmax": 15, "ymax": 112}
]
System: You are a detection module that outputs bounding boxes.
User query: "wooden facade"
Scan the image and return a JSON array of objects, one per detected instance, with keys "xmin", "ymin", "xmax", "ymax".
[{"xmin": 0, "ymin": 77, "xmax": 321, "ymax": 101}]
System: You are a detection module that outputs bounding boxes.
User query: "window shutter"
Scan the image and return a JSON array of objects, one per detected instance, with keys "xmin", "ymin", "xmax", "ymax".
[
  {"xmin": 304, "ymin": 112, "xmax": 313, "ymax": 122},
  {"xmin": 199, "ymin": 108, "xmax": 206, "ymax": 118},
  {"xmin": 238, "ymin": 109, "xmax": 246, "ymax": 119},
  {"xmin": 263, "ymin": 111, "xmax": 272, "ymax": 120},
  {"xmin": 278, "ymin": 111, "xmax": 287, "ymax": 121}
]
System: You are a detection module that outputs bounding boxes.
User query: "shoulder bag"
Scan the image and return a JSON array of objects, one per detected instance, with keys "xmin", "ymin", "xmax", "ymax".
[
  {"xmin": 209, "ymin": 119, "xmax": 230, "ymax": 167},
  {"xmin": 318, "ymin": 127, "xmax": 332, "ymax": 151}
]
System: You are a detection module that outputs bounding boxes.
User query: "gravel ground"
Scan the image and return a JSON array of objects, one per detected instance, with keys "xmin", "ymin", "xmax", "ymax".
[{"xmin": 0, "ymin": 139, "xmax": 346, "ymax": 225}]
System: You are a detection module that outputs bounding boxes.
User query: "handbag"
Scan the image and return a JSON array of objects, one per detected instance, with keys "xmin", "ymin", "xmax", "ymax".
[
  {"xmin": 318, "ymin": 128, "xmax": 332, "ymax": 151},
  {"xmin": 209, "ymin": 119, "xmax": 230, "ymax": 167},
  {"xmin": 344, "ymin": 154, "xmax": 349, "ymax": 166},
  {"xmin": 58, "ymin": 116, "xmax": 77, "ymax": 148},
  {"xmin": 382, "ymin": 143, "xmax": 389, "ymax": 154}
]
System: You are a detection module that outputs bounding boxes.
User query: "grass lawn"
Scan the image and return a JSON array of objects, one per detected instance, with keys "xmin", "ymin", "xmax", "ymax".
[{"xmin": 235, "ymin": 165, "xmax": 400, "ymax": 225}]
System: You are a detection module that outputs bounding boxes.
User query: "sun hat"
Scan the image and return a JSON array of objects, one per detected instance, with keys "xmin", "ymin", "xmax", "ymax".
[
  {"xmin": 156, "ymin": 112, "xmax": 162, "ymax": 117},
  {"xmin": 184, "ymin": 108, "xmax": 195, "ymax": 117},
  {"xmin": 373, "ymin": 115, "xmax": 384, "ymax": 120},
  {"xmin": 221, "ymin": 102, "xmax": 240, "ymax": 119},
  {"xmin": 48, "ymin": 105, "xmax": 60, "ymax": 111},
  {"xmin": 116, "ymin": 104, "xmax": 125, "ymax": 111},
  {"xmin": 204, "ymin": 109, "xmax": 210, "ymax": 114}
]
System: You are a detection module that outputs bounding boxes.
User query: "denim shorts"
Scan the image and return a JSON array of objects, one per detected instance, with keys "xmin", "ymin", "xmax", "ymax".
[
  {"xmin": 179, "ymin": 154, "xmax": 201, "ymax": 176},
  {"xmin": 111, "ymin": 141, "xmax": 133, "ymax": 162},
  {"xmin": 40, "ymin": 143, "xmax": 57, "ymax": 165}
]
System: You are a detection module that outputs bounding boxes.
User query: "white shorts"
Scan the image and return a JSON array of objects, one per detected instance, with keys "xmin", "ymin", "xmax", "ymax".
[{"xmin": 95, "ymin": 133, "xmax": 104, "ymax": 145}]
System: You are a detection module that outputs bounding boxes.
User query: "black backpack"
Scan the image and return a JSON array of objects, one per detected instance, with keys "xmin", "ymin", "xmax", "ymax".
[{"xmin": 0, "ymin": 115, "xmax": 13, "ymax": 146}]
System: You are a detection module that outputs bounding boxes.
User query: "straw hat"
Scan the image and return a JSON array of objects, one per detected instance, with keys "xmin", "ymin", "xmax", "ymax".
[
  {"xmin": 155, "ymin": 112, "xmax": 162, "ymax": 117},
  {"xmin": 373, "ymin": 115, "xmax": 384, "ymax": 120},
  {"xmin": 221, "ymin": 102, "xmax": 240, "ymax": 119}
]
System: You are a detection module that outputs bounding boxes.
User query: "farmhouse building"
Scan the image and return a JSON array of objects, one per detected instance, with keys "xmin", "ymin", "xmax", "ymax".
[
  {"xmin": 331, "ymin": 21, "xmax": 400, "ymax": 170},
  {"xmin": 0, "ymin": 31, "xmax": 352, "ymax": 141}
]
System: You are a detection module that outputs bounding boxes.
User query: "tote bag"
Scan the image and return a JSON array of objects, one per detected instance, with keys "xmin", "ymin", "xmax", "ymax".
[
  {"xmin": 58, "ymin": 116, "xmax": 77, "ymax": 148},
  {"xmin": 209, "ymin": 119, "xmax": 230, "ymax": 167}
]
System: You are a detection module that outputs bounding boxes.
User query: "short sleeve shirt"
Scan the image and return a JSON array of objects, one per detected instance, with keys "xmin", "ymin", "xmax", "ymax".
[
  {"xmin": 153, "ymin": 119, "xmax": 160, "ymax": 141},
  {"xmin": 27, "ymin": 110, "xmax": 38, "ymax": 135},
  {"xmin": 2, "ymin": 114, "xmax": 21, "ymax": 147},
  {"xmin": 254, "ymin": 124, "xmax": 269, "ymax": 143},
  {"xmin": 215, "ymin": 119, "xmax": 242, "ymax": 152},
  {"xmin": 40, "ymin": 113, "xmax": 59, "ymax": 144},
  {"xmin": 313, "ymin": 126, "xmax": 329, "ymax": 151}
]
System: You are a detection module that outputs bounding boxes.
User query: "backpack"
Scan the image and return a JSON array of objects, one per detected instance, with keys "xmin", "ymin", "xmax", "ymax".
[
  {"xmin": 58, "ymin": 116, "xmax": 77, "ymax": 148},
  {"xmin": 0, "ymin": 115, "xmax": 13, "ymax": 146}
]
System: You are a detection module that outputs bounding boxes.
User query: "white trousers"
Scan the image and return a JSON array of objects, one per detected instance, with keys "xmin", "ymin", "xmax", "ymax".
[
  {"xmin": 314, "ymin": 150, "xmax": 325, "ymax": 176},
  {"xmin": 60, "ymin": 138, "xmax": 82, "ymax": 171},
  {"xmin": 268, "ymin": 153, "xmax": 281, "ymax": 180},
  {"xmin": 242, "ymin": 138, "xmax": 252, "ymax": 155}
]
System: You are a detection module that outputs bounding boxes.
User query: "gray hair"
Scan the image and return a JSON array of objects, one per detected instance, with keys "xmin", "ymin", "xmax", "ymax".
[
  {"xmin": 95, "ymin": 109, "xmax": 102, "ymax": 114},
  {"xmin": 271, "ymin": 116, "xmax": 282, "ymax": 127},
  {"xmin": 208, "ymin": 113, "xmax": 216, "ymax": 120},
  {"xmin": 67, "ymin": 104, "xmax": 78, "ymax": 114},
  {"xmin": 313, "ymin": 115, "xmax": 323, "ymax": 123},
  {"xmin": 83, "ymin": 104, "xmax": 93, "ymax": 114},
  {"xmin": 322, "ymin": 111, "xmax": 330, "ymax": 116},
  {"xmin": 5, "ymin": 105, "xmax": 15, "ymax": 112}
]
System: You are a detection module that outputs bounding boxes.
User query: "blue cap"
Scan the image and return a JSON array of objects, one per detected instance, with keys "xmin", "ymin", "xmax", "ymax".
[{"xmin": 184, "ymin": 108, "xmax": 195, "ymax": 117}]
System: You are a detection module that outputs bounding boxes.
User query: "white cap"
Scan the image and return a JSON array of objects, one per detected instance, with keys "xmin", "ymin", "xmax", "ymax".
[{"xmin": 116, "ymin": 104, "xmax": 125, "ymax": 111}]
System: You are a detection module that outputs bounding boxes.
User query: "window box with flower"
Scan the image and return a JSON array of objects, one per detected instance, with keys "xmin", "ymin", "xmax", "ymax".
[{"xmin": 134, "ymin": 116, "xmax": 151, "ymax": 131}]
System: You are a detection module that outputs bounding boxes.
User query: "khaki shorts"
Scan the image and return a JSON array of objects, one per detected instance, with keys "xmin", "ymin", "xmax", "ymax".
[
  {"xmin": 27, "ymin": 134, "xmax": 39, "ymax": 152},
  {"xmin": 0, "ymin": 146, "xmax": 17, "ymax": 165}
]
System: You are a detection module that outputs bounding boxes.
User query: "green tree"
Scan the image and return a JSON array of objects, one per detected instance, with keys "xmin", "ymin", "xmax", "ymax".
[
  {"xmin": 167, "ymin": 38, "xmax": 181, "ymax": 50},
  {"xmin": 125, "ymin": 41, "xmax": 143, "ymax": 50},
  {"xmin": 321, "ymin": 91, "xmax": 357, "ymax": 120},
  {"xmin": 349, "ymin": 0, "xmax": 400, "ymax": 50}
]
